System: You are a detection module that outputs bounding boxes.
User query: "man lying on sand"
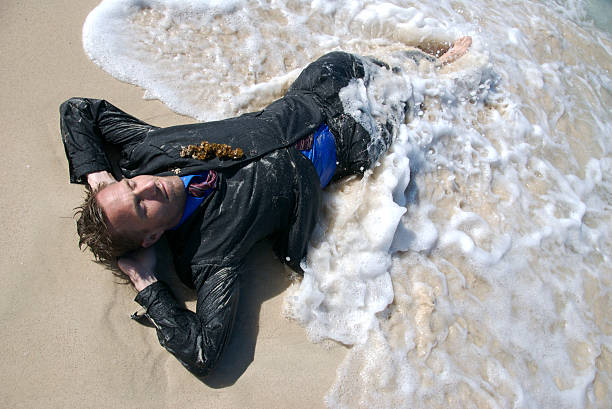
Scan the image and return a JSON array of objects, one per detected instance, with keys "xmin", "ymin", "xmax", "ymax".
[{"xmin": 60, "ymin": 38, "xmax": 471, "ymax": 377}]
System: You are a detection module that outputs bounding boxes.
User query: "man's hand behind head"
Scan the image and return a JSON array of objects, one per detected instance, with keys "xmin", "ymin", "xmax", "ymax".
[
  {"xmin": 118, "ymin": 247, "xmax": 158, "ymax": 292},
  {"xmin": 87, "ymin": 170, "xmax": 116, "ymax": 191}
]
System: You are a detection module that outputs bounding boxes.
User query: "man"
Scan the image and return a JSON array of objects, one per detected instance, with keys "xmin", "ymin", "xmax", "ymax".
[{"xmin": 61, "ymin": 41, "xmax": 471, "ymax": 377}]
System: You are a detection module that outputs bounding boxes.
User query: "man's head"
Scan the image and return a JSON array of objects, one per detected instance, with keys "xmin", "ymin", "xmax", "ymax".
[{"xmin": 75, "ymin": 175, "xmax": 186, "ymax": 270}]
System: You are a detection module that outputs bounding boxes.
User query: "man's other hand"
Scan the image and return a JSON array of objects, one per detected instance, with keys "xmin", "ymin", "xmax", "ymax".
[
  {"xmin": 118, "ymin": 247, "xmax": 158, "ymax": 292},
  {"xmin": 87, "ymin": 170, "xmax": 116, "ymax": 190}
]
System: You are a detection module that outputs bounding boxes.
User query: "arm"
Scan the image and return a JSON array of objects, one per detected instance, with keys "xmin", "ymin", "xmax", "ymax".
[
  {"xmin": 59, "ymin": 98, "xmax": 157, "ymax": 184},
  {"xmin": 130, "ymin": 263, "xmax": 240, "ymax": 377}
]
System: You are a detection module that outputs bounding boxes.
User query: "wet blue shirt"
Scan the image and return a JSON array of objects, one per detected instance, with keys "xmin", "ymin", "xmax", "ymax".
[
  {"xmin": 299, "ymin": 124, "xmax": 337, "ymax": 188},
  {"xmin": 171, "ymin": 173, "xmax": 214, "ymax": 229}
]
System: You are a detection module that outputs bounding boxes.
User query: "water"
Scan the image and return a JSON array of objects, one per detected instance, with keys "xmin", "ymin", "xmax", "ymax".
[{"xmin": 83, "ymin": 0, "xmax": 612, "ymax": 407}]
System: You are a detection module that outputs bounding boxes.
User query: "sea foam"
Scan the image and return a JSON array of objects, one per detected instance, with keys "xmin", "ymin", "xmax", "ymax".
[{"xmin": 83, "ymin": 0, "xmax": 612, "ymax": 407}]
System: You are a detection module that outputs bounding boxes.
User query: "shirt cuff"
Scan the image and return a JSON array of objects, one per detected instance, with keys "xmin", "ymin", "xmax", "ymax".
[{"xmin": 134, "ymin": 280, "xmax": 174, "ymax": 310}]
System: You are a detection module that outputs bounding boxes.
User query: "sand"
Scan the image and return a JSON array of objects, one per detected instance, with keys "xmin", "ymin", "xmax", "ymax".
[{"xmin": 0, "ymin": 1, "xmax": 345, "ymax": 407}]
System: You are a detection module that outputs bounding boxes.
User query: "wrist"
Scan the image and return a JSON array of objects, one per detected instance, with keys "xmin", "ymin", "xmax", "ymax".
[
  {"xmin": 133, "ymin": 274, "xmax": 158, "ymax": 292},
  {"xmin": 124, "ymin": 267, "xmax": 158, "ymax": 292}
]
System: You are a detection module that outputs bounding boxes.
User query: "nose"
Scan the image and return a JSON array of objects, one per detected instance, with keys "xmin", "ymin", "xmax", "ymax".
[{"xmin": 134, "ymin": 178, "xmax": 158, "ymax": 200}]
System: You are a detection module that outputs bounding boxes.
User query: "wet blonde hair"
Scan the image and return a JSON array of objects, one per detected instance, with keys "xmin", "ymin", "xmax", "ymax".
[{"xmin": 74, "ymin": 183, "xmax": 142, "ymax": 282}]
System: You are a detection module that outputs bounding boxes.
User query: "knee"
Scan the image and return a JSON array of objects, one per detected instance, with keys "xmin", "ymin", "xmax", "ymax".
[
  {"xmin": 289, "ymin": 51, "xmax": 364, "ymax": 94},
  {"xmin": 315, "ymin": 51, "xmax": 358, "ymax": 67},
  {"xmin": 319, "ymin": 50, "xmax": 352, "ymax": 59}
]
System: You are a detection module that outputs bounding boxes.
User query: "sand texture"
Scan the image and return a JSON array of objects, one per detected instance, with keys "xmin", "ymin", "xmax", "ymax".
[{"xmin": 0, "ymin": 1, "xmax": 345, "ymax": 408}]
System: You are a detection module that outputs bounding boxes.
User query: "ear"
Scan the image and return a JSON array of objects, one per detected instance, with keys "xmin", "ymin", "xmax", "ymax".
[{"xmin": 141, "ymin": 230, "xmax": 163, "ymax": 248}]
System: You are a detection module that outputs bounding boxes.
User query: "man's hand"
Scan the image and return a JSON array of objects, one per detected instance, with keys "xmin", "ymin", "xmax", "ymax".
[
  {"xmin": 118, "ymin": 247, "xmax": 158, "ymax": 292},
  {"xmin": 87, "ymin": 170, "xmax": 116, "ymax": 190}
]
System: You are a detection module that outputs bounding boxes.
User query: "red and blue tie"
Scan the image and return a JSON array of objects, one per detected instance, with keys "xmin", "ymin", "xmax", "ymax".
[{"xmin": 188, "ymin": 170, "xmax": 217, "ymax": 197}]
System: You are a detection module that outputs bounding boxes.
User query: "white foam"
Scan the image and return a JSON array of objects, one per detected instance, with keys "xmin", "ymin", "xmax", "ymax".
[{"xmin": 84, "ymin": 0, "xmax": 612, "ymax": 407}]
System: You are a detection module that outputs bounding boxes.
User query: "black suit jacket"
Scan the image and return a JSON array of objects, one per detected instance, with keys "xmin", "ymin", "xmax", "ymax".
[{"xmin": 61, "ymin": 51, "xmax": 371, "ymax": 376}]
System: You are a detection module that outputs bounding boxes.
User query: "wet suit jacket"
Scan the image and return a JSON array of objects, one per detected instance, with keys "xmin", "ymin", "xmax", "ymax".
[{"xmin": 60, "ymin": 52, "xmax": 380, "ymax": 377}]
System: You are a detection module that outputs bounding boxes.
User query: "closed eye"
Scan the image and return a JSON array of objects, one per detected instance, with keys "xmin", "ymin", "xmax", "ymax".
[
  {"xmin": 133, "ymin": 195, "xmax": 146, "ymax": 218},
  {"xmin": 123, "ymin": 178, "xmax": 135, "ymax": 191},
  {"xmin": 140, "ymin": 201, "xmax": 147, "ymax": 217},
  {"xmin": 125, "ymin": 180, "xmax": 145, "ymax": 217}
]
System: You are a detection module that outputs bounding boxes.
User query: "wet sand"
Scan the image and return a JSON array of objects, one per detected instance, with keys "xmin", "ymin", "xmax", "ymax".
[{"xmin": 0, "ymin": 1, "xmax": 344, "ymax": 407}]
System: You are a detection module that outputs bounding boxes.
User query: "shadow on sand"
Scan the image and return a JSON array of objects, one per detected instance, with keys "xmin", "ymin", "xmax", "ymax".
[{"xmin": 155, "ymin": 238, "xmax": 293, "ymax": 388}]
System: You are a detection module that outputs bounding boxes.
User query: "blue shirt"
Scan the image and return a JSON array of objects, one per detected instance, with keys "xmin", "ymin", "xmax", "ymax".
[
  {"xmin": 171, "ymin": 173, "xmax": 215, "ymax": 230},
  {"xmin": 299, "ymin": 124, "xmax": 337, "ymax": 188}
]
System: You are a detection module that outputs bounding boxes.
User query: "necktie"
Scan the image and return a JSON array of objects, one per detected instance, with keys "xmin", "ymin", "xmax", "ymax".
[
  {"xmin": 295, "ymin": 133, "xmax": 314, "ymax": 150},
  {"xmin": 188, "ymin": 171, "xmax": 217, "ymax": 197}
]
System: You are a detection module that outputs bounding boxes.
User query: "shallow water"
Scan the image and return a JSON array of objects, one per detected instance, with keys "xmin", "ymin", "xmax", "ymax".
[{"xmin": 84, "ymin": 0, "xmax": 611, "ymax": 407}]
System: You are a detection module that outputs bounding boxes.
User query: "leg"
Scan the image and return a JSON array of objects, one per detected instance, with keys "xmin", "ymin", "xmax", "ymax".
[
  {"xmin": 396, "ymin": 49, "xmax": 438, "ymax": 66},
  {"xmin": 288, "ymin": 51, "xmax": 366, "ymax": 117},
  {"xmin": 290, "ymin": 52, "xmax": 403, "ymax": 180},
  {"xmin": 289, "ymin": 52, "xmax": 373, "ymax": 178}
]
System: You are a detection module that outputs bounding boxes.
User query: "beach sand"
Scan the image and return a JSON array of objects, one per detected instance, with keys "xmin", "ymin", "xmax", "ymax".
[{"xmin": 0, "ymin": 1, "xmax": 345, "ymax": 407}]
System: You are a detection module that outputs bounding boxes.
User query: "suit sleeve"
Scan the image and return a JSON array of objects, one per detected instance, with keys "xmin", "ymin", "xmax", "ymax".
[
  {"xmin": 59, "ymin": 97, "xmax": 157, "ymax": 184},
  {"xmin": 134, "ymin": 264, "xmax": 240, "ymax": 377}
]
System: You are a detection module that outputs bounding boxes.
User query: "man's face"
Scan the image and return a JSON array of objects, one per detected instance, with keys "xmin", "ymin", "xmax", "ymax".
[{"xmin": 96, "ymin": 175, "xmax": 186, "ymax": 247}]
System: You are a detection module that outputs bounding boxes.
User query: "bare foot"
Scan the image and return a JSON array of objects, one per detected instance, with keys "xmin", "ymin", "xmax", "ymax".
[{"xmin": 436, "ymin": 36, "xmax": 472, "ymax": 66}]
